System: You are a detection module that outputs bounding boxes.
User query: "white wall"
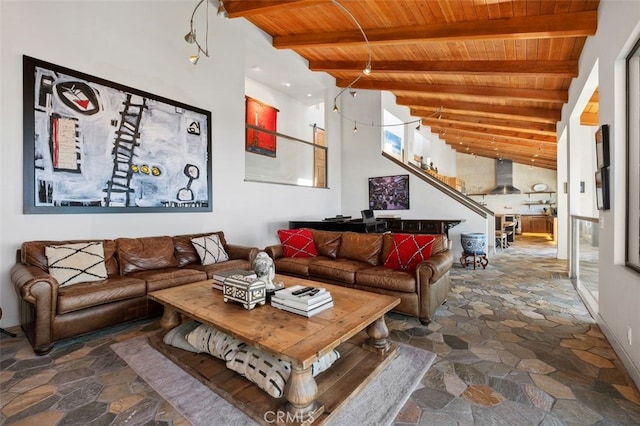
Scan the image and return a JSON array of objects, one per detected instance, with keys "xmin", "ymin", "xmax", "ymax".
[
  {"xmin": 0, "ymin": 1, "xmax": 342, "ymax": 328},
  {"xmin": 458, "ymin": 154, "xmax": 558, "ymax": 216},
  {"xmin": 339, "ymin": 90, "xmax": 489, "ymax": 255},
  {"xmin": 244, "ymin": 78, "xmax": 324, "ymax": 185},
  {"xmin": 381, "ymin": 91, "xmax": 457, "ymax": 176},
  {"xmin": 558, "ymin": 0, "xmax": 640, "ymax": 386}
]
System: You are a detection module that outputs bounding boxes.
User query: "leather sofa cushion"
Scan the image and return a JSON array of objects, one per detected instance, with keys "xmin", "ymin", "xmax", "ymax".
[
  {"xmin": 309, "ymin": 230, "xmax": 341, "ymax": 259},
  {"xmin": 173, "ymin": 232, "xmax": 227, "ymax": 267},
  {"xmin": 57, "ymin": 275, "xmax": 147, "ymax": 314},
  {"xmin": 185, "ymin": 259, "xmax": 252, "ymax": 279},
  {"xmin": 128, "ymin": 268, "xmax": 207, "ymax": 292},
  {"xmin": 355, "ymin": 266, "xmax": 416, "ymax": 293},
  {"xmin": 308, "ymin": 259, "xmax": 371, "ymax": 284},
  {"xmin": 274, "ymin": 256, "xmax": 325, "ymax": 277},
  {"xmin": 117, "ymin": 236, "xmax": 178, "ymax": 275},
  {"xmin": 337, "ymin": 232, "xmax": 383, "ymax": 266},
  {"xmin": 22, "ymin": 239, "xmax": 118, "ymax": 275}
]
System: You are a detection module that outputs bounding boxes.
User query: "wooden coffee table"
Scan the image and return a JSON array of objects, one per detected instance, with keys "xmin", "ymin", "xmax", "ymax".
[{"xmin": 148, "ymin": 275, "xmax": 400, "ymax": 425}]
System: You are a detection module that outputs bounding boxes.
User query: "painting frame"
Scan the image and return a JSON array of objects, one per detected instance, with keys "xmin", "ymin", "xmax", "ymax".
[
  {"xmin": 245, "ymin": 96, "xmax": 278, "ymax": 157},
  {"xmin": 23, "ymin": 55, "xmax": 212, "ymax": 214},
  {"xmin": 368, "ymin": 174, "xmax": 410, "ymax": 211},
  {"xmin": 595, "ymin": 167, "xmax": 610, "ymax": 211},
  {"xmin": 626, "ymin": 37, "xmax": 640, "ymax": 272},
  {"xmin": 595, "ymin": 124, "xmax": 610, "ymax": 168}
]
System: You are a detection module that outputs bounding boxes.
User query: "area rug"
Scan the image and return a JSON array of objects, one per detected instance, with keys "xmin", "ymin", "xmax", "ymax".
[{"xmin": 111, "ymin": 335, "xmax": 435, "ymax": 425}]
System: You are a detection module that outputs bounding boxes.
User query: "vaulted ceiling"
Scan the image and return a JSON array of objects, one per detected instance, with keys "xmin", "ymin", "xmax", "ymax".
[{"xmin": 225, "ymin": 0, "xmax": 600, "ymax": 170}]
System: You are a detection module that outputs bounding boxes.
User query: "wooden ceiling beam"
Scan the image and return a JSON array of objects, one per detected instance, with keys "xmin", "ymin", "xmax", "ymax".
[
  {"xmin": 338, "ymin": 79, "xmax": 567, "ymax": 103},
  {"xmin": 580, "ymin": 112, "xmax": 599, "ymax": 126},
  {"xmin": 457, "ymin": 152, "xmax": 557, "ymax": 170},
  {"xmin": 410, "ymin": 109, "xmax": 557, "ymax": 135},
  {"xmin": 314, "ymin": 60, "xmax": 577, "ymax": 78},
  {"xmin": 396, "ymin": 97, "xmax": 561, "ymax": 122},
  {"xmin": 424, "ymin": 120, "xmax": 556, "ymax": 143},
  {"xmin": 430, "ymin": 125, "xmax": 556, "ymax": 146},
  {"xmin": 273, "ymin": 10, "xmax": 597, "ymax": 48},
  {"xmin": 451, "ymin": 145, "xmax": 556, "ymax": 168},
  {"xmin": 419, "ymin": 116, "xmax": 556, "ymax": 138},
  {"xmin": 224, "ymin": 0, "xmax": 321, "ymax": 18}
]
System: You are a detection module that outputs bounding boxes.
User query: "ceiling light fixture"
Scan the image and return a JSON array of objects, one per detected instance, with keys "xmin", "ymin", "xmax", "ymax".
[
  {"xmin": 329, "ymin": 1, "xmax": 439, "ymax": 135},
  {"xmin": 184, "ymin": 0, "xmax": 210, "ymax": 65},
  {"xmin": 217, "ymin": 0, "xmax": 228, "ymax": 18}
]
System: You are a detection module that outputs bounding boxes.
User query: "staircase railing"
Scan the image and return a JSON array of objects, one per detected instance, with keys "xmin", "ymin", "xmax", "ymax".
[{"xmin": 381, "ymin": 151, "xmax": 493, "ymax": 219}]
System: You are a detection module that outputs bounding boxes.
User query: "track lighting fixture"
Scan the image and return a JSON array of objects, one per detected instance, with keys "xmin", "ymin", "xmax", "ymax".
[
  {"xmin": 217, "ymin": 0, "xmax": 228, "ymax": 18},
  {"xmin": 416, "ymin": 123, "xmax": 421, "ymax": 131},
  {"xmin": 349, "ymin": 89, "xmax": 357, "ymax": 98},
  {"xmin": 184, "ymin": 0, "xmax": 209, "ymax": 65},
  {"xmin": 353, "ymin": 122, "xmax": 358, "ymax": 133},
  {"xmin": 332, "ymin": 102, "xmax": 339, "ymax": 112}
]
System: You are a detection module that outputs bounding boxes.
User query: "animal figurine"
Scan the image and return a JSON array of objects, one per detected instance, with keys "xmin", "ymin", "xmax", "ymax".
[{"xmin": 253, "ymin": 251, "xmax": 276, "ymax": 290}]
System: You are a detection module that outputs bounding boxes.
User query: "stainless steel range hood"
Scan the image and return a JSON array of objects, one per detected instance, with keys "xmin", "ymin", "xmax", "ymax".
[{"xmin": 489, "ymin": 159, "xmax": 521, "ymax": 194}]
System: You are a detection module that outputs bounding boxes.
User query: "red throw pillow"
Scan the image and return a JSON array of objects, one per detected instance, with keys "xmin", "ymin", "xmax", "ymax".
[
  {"xmin": 277, "ymin": 229, "xmax": 318, "ymax": 258},
  {"xmin": 384, "ymin": 234, "xmax": 436, "ymax": 272}
]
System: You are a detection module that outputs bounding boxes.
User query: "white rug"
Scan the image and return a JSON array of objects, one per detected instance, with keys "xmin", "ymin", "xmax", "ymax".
[{"xmin": 111, "ymin": 335, "xmax": 435, "ymax": 426}]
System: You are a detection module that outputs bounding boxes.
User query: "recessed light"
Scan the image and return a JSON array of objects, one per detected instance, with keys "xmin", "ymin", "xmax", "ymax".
[
  {"xmin": 307, "ymin": 93, "xmax": 312, "ymax": 97},
  {"xmin": 251, "ymin": 65, "xmax": 261, "ymax": 71},
  {"xmin": 283, "ymin": 82, "xmax": 291, "ymax": 87}
]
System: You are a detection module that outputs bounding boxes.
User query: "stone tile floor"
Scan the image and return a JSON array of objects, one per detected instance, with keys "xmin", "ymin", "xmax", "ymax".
[
  {"xmin": 390, "ymin": 234, "xmax": 640, "ymax": 425},
  {"xmin": 1, "ymin": 234, "xmax": 639, "ymax": 425}
]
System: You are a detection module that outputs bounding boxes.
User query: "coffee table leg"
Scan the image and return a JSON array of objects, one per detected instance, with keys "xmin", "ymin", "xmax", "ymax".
[
  {"xmin": 283, "ymin": 365, "xmax": 324, "ymax": 423},
  {"xmin": 365, "ymin": 315, "xmax": 392, "ymax": 354},
  {"xmin": 160, "ymin": 306, "xmax": 181, "ymax": 330}
]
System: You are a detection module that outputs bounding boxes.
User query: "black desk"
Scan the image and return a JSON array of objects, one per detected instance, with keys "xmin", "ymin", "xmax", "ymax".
[
  {"xmin": 289, "ymin": 219, "xmax": 386, "ymax": 233},
  {"xmin": 289, "ymin": 218, "xmax": 464, "ymax": 237}
]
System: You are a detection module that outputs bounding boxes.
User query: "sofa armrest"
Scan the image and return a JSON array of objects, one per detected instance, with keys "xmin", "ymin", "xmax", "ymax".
[
  {"xmin": 225, "ymin": 244, "xmax": 259, "ymax": 264},
  {"xmin": 418, "ymin": 250, "xmax": 454, "ymax": 284},
  {"xmin": 264, "ymin": 244, "xmax": 283, "ymax": 260},
  {"xmin": 11, "ymin": 263, "xmax": 59, "ymax": 305},
  {"xmin": 11, "ymin": 262, "xmax": 59, "ymax": 354}
]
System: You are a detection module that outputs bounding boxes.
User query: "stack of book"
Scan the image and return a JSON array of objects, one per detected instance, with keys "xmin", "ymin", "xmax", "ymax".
[
  {"xmin": 271, "ymin": 285, "xmax": 333, "ymax": 317},
  {"xmin": 212, "ymin": 269, "xmax": 257, "ymax": 290}
]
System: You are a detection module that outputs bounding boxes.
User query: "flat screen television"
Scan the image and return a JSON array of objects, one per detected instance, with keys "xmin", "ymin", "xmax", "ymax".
[{"xmin": 368, "ymin": 174, "xmax": 409, "ymax": 210}]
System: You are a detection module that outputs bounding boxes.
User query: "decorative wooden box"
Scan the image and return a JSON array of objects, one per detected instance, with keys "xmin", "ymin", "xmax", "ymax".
[{"xmin": 223, "ymin": 275, "xmax": 266, "ymax": 310}]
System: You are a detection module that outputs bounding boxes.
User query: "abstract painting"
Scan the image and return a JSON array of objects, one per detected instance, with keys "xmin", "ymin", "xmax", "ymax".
[
  {"xmin": 245, "ymin": 96, "xmax": 278, "ymax": 157},
  {"xmin": 368, "ymin": 174, "xmax": 410, "ymax": 210},
  {"xmin": 23, "ymin": 56, "xmax": 212, "ymax": 214}
]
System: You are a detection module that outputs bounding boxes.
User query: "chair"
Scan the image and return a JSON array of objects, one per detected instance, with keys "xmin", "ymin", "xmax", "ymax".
[
  {"xmin": 495, "ymin": 215, "xmax": 508, "ymax": 249},
  {"xmin": 361, "ymin": 209, "xmax": 387, "ymax": 233}
]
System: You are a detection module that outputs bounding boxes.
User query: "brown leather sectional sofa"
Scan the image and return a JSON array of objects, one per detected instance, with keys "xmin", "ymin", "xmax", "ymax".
[
  {"xmin": 11, "ymin": 232, "xmax": 258, "ymax": 355},
  {"xmin": 264, "ymin": 229, "xmax": 454, "ymax": 324}
]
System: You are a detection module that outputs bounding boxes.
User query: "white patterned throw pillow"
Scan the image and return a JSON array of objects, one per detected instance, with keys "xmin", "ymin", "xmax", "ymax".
[
  {"xmin": 45, "ymin": 241, "xmax": 108, "ymax": 287},
  {"xmin": 191, "ymin": 234, "xmax": 229, "ymax": 265},
  {"xmin": 185, "ymin": 324, "xmax": 246, "ymax": 361}
]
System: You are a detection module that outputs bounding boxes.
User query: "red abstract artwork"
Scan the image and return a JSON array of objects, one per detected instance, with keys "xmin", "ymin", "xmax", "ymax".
[{"xmin": 245, "ymin": 96, "xmax": 278, "ymax": 157}]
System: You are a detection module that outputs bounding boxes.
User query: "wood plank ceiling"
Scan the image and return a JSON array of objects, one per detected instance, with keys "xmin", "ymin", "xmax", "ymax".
[{"xmin": 224, "ymin": 0, "xmax": 600, "ymax": 170}]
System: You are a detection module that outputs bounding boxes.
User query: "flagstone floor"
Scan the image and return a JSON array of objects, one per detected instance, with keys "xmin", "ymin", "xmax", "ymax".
[
  {"xmin": 1, "ymin": 234, "xmax": 639, "ymax": 425},
  {"xmin": 390, "ymin": 233, "xmax": 640, "ymax": 425}
]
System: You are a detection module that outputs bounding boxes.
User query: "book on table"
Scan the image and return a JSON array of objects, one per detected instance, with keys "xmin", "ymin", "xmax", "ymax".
[
  {"xmin": 212, "ymin": 269, "xmax": 257, "ymax": 290},
  {"xmin": 270, "ymin": 285, "xmax": 333, "ymax": 315},
  {"xmin": 272, "ymin": 285, "xmax": 331, "ymax": 304},
  {"xmin": 271, "ymin": 299, "xmax": 334, "ymax": 317}
]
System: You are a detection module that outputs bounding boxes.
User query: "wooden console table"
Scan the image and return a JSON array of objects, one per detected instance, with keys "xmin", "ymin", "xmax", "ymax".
[{"xmin": 384, "ymin": 218, "xmax": 464, "ymax": 238}]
